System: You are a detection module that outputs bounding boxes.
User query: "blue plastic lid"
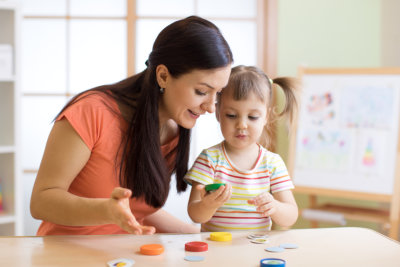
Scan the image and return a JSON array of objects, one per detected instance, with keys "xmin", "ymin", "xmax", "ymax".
[{"xmin": 260, "ymin": 258, "xmax": 286, "ymax": 267}]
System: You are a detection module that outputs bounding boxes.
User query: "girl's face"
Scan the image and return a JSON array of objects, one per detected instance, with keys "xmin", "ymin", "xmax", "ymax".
[
  {"xmin": 159, "ymin": 65, "xmax": 231, "ymax": 129},
  {"xmin": 217, "ymin": 90, "xmax": 267, "ymax": 151}
]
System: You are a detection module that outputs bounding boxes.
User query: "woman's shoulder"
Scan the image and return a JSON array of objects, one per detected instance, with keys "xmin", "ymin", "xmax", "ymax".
[
  {"xmin": 75, "ymin": 90, "xmax": 117, "ymax": 108},
  {"xmin": 57, "ymin": 90, "xmax": 121, "ymax": 123}
]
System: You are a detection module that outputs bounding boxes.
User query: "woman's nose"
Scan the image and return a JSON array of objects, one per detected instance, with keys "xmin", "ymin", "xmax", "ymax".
[{"xmin": 201, "ymin": 95, "xmax": 217, "ymax": 113}]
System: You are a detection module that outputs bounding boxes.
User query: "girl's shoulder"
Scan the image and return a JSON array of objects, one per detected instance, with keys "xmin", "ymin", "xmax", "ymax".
[
  {"xmin": 202, "ymin": 142, "xmax": 224, "ymax": 155},
  {"xmin": 258, "ymin": 145, "xmax": 284, "ymax": 162}
]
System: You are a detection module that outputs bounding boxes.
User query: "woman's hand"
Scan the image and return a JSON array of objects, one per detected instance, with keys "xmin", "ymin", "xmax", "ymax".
[
  {"xmin": 108, "ymin": 187, "xmax": 156, "ymax": 235},
  {"xmin": 196, "ymin": 183, "xmax": 232, "ymax": 209},
  {"xmin": 248, "ymin": 192, "xmax": 277, "ymax": 217}
]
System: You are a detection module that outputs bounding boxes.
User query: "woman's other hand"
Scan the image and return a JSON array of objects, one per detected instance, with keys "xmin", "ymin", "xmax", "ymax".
[{"xmin": 108, "ymin": 187, "xmax": 156, "ymax": 235}]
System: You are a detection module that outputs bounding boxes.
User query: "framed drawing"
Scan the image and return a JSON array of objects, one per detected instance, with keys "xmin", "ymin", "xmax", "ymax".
[{"xmin": 288, "ymin": 68, "xmax": 400, "ymax": 239}]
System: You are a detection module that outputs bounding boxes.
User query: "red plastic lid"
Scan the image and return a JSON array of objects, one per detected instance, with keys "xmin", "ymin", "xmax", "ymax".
[
  {"xmin": 185, "ymin": 241, "xmax": 208, "ymax": 252},
  {"xmin": 140, "ymin": 244, "xmax": 164, "ymax": 255}
]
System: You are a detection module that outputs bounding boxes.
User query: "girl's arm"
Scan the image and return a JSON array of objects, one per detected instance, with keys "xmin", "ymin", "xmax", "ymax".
[
  {"xmin": 30, "ymin": 119, "xmax": 155, "ymax": 234},
  {"xmin": 143, "ymin": 209, "xmax": 200, "ymax": 233},
  {"xmin": 248, "ymin": 190, "xmax": 298, "ymax": 228},
  {"xmin": 187, "ymin": 181, "xmax": 232, "ymax": 223}
]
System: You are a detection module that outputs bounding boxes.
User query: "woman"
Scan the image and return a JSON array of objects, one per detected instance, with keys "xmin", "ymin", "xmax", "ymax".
[{"xmin": 30, "ymin": 16, "xmax": 233, "ymax": 235}]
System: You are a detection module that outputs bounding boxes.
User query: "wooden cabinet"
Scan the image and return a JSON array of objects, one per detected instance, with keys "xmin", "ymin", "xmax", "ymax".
[{"xmin": 0, "ymin": 1, "xmax": 22, "ymax": 235}]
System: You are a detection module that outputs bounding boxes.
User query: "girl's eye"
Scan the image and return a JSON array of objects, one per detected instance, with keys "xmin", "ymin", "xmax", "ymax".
[
  {"xmin": 249, "ymin": 116, "xmax": 259, "ymax": 120},
  {"xmin": 195, "ymin": 89, "xmax": 206, "ymax": 96},
  {"xmin": 226, "ymin": 114, "xmax": 236, "ymax": 118}
]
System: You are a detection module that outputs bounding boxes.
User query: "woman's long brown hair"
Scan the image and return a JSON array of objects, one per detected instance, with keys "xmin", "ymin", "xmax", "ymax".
[{"xmin": 56, "ymin": 16, "xmax": 233, "ymax": 208}]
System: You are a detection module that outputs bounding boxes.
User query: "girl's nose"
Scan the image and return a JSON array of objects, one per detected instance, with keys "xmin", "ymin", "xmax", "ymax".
[{"xmin": 237, "ymin": 119, "xmax": 247, "ymax": 129}]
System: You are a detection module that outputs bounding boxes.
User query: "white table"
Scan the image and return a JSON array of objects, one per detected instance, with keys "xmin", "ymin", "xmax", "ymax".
[{"xmin": 0, "ymin": 227, "xmax": 399, "ymax": 266}]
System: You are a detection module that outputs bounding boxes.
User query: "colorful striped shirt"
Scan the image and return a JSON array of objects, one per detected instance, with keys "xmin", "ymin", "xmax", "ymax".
[{"xmin": 185, "ymin": 142, "xmax": 294, "ymax": 232}]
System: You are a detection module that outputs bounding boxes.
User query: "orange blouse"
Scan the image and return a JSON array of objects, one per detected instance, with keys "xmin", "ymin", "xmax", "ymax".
[{"xmin": 37, "ymin": 92, "xmax": 178, "ymax": 235}]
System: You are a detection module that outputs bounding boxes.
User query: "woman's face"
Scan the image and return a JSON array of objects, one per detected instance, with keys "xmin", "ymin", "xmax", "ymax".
[{"xmin": 158, "ymin": 65, "xmax": 231, "ymax": 129}]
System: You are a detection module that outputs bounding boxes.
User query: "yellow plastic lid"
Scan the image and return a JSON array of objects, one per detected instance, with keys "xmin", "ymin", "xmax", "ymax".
[{"xmin": 210, "ymin": 232, "xmax": 232, "ymax": 242}]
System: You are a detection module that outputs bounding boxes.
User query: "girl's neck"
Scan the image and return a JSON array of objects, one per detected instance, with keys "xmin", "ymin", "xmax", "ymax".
[{"xmin": 223, "ymin": 141, "xmax": 260, "ymax": 171}]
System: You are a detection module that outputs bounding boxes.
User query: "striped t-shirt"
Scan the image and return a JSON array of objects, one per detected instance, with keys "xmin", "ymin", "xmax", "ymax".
[{"xmin": 185, "ymin": 142, "xmax": 294, "ymax": 232}]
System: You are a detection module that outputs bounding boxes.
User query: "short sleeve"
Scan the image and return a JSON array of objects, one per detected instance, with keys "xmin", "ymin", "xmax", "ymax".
[
  {"xmin": 184, "ymin": 150, "xmax": 215, "ymax": 185},
  {"xmin": 56, "ymin": 93, "xmax": 117, "ymax": 150},
  {"xmin": 269, "ymin": 154, "xmax": 294, "ymax": 193}
]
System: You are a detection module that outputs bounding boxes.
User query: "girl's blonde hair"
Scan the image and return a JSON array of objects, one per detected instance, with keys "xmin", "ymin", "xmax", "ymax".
[{"xmin": 217, "ymin": 65, "xmax": 299, "ymax": 151}]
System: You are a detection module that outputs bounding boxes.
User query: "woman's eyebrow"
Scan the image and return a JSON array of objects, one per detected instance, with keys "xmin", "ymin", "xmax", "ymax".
[{"xmin": 199, "ymin": 82, "xmax": 214, "ymax": 89}]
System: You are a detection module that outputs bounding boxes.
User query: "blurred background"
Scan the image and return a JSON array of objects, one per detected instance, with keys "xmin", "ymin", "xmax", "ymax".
[{"xmin": 0, "ymin": 0, "xmax": 399, "ymax": 237}]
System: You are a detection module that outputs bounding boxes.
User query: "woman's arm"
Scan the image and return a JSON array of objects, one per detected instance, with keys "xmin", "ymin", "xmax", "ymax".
[
  {"xmin": 30, "ymin": 119, "xmax": 154, "ymax": 234},
  {"xmin": 187, "ymin": 181, "xmax": 232, "ymax": 223},
  {"xmin": 143, "ymin": 209, "xmax": 200, "ymax": 233}
]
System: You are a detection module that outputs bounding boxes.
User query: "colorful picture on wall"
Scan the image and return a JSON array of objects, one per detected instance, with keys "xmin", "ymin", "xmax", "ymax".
[
  {"xmin": 295, "ymin": 128, "xmax": 352, "ymax": 172},
  {"xmin": 340, "ymin": 85, "xmax": 395, "ymax": 129},
  {"xmin": 355, "ymin": 130, "xmax": 387, "ymax": 176},
  {"xmin": 301, "ymin": 85, "xmax": 340, "ymax": 127}
]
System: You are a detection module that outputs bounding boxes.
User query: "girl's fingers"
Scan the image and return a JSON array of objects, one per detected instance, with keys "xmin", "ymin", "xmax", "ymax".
[
  {"xmin": 250, "ymin": 193, "xmax": 273, "ymax": 206},
  {"xmin": 141, "ymin": 225, "xmax": 156, "ymax": 235},
  {"xmin": 257, "ymin": 202, "xmax": 275, "ymax": 213},
  {"xmin": 196, "ymin": 184, "xmax": 206, "ymax": 198},
  {"xmin": 196, "ymin": 184, "xmax": 205, "ymax": 191},
  {"xmin": 215, "ymin": 184, "xmax": 231, "ymax": 202}
]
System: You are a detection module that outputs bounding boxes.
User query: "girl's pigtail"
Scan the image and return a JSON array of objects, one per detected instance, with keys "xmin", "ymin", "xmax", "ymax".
[
  {"xmin": 260, "ymin": 76, "xmax": 300, "ymax": 152},
  {"xmin": 272, "ymin": 77, "xmax": 299, "ymax": 124}
]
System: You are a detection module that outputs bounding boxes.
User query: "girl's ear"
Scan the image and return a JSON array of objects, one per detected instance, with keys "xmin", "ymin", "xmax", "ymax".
[{"xmin": 156, "ymin": 64, "xmax": 169, "ymax": 88}]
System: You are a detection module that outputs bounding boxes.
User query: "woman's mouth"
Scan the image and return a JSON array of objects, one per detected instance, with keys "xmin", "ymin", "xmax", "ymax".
[{"xmin": 188, "ymin": 110, "xmax": 200, "ymax": 119}]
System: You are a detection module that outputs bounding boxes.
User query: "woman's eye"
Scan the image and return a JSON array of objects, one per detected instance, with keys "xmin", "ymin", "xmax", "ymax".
[
  {"xmin": 226, "ymin": 114, "xmax": 236, "ymax": 118},
  {"xmin": 195, "ymin": 89, "xmax": 206, "ymax": 96}
]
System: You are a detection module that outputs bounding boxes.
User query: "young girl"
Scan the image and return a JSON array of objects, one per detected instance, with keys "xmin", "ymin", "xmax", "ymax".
[{"xmin": 185, "ymin": 65, "xmax": 298, "ymax": 232}]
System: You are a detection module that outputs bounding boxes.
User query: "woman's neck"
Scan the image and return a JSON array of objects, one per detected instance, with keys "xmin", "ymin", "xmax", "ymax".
[{"xmin": 159, "ymin": 119, "xmax": 178, "ymax": 146}]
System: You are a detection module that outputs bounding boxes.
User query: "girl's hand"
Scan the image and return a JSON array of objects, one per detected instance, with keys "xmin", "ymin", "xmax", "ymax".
[
  {"xmin": 108, "ymin": 187, "xmax": 156, "ymax": 235},
  {"xmin": 248, "ymin": 192, "xmax": 277, "ymax": 217},
  {"xmin": 196, "ymin": 183, "xmax": 232, "ymax": 209}
]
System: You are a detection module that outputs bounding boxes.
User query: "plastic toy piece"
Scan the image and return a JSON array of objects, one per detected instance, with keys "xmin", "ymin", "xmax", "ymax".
[
  {"xmin": 107, "ymin": 258, "xmax": 135, "ymax": 267},
  {"xmin": 184, "ymin": 255, "xmax": 205, "ymax": 262},
  {"xmin": 210, "ymin": 232, "xmax": 232, "ymax": 242},
  {"xmin": 260, "ymin": 258, "xmax": 286, "ymax": 267},
  {"xmin": 185, "ymin": 241, "xmax": 208, "ymax": 252},
  {"xmin": 250, "ymin": 238, "xmax": 269, "ymax": 244},
  {"xmin": 264, "ymin": 247, "xmax": 284, "ymax": 253},
  {"xmin": 279, "ymin": 243, "xmax": 299, "ymax": 249},
  {"xmin": 205, "ymin": 183, "xmax": 226, "ymax": 192},
  {"xmin": 140, "ymin": 244, "xmax": 164, "ymax": 255}
]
